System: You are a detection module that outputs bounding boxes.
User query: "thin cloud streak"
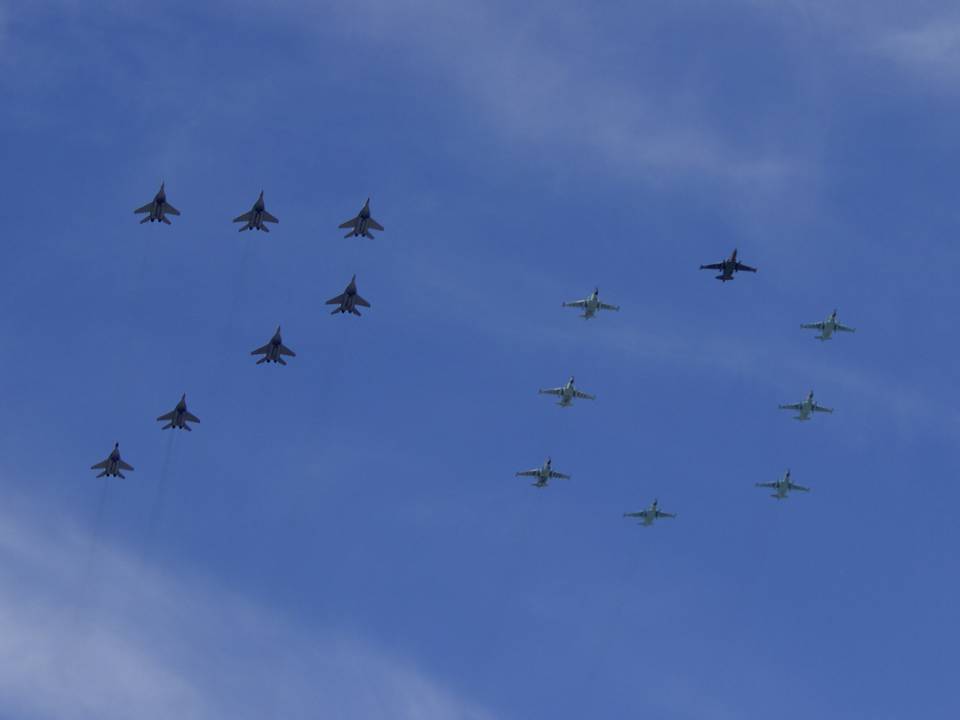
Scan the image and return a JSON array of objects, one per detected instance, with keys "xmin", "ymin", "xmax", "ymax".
[{"xmin": 277, "ymin": 0, "xmax": 801, "ymax": 188}]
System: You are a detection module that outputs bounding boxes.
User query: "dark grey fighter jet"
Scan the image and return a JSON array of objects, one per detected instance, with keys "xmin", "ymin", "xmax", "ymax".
[
  {"xmin": 339, "ymin": 198, "xmax": 384, "ymax": 239},
  {"xmin": 156, "ymin": 394, "xmax": 200, "ymax": 431},
  {"xmin": 134, "ymin": 182, "xmax": 180, "ymax": 224},
  {"xmin": 90, "ymin": 443, "xmax": 134, "ymax": 479},
  {"xmin": 233, "ymin": 191, "xmax": 279, "ymax": 232},
  {"xmin": 251, "ymin": 326, "xmax": 296, "ymax": 365},
  {"xmin": 700, "ymin": 249, "xmax": 757, "ymax": 282},
  {"xmin": 327, "ymin": 275, "xmax": 370, "ymax": 316}
]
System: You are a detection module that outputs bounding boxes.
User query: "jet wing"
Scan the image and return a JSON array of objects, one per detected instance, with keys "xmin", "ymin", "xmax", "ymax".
[
  {"xmin": 548, "ymin": 471, "xmax": 570, "ymax": 480},
  {"xmin": 778, "ymin": 403, "xmax": 803, "ymax": 411},
  {"xmin": 90, "ymin": 459, "xmax": 110, "ymax": 470},
  {"xmin": 278, "ymin": 344, "xmax": 296, "ymax": 357},
  {"xmin": 261, "ymin": 210, "xmax": 279, "ymax": 223},
  {"xmin": 161, "ymin": 202, "xmax": 180, "ymax": 216},
  {"xmin": 812, "ymin": 404, "xmax": 833, "ymax": 414},
  {"xmin": 156, "ymin": 410, "xmax": 176, "ymax": 422},
  {"xmin": 836, "ymin": 323, "xmax": 856, "ymax": 333},
  {"xmin": 233, "ymin": 211, "xmax": 254, "ymax": 223},
  {"xmin": 573, "ymin": 390, "xmax": 595, "ymax": 400},
  {"xmin": 598, "ymin": 303, "xmax": 619, "ymax": 311},
  {"xmin": 515, "ymin": 469, "xmax": 540, "ymax": 478},
  {"xmin": 184, "ymin": 411, "xmax": 201, "ymax": 423},
  {"xmin": 789, "ymin": 483, "xmax": 811, "ymax": 492},
  {"xmin": 338, "ymin": 217, "xmax": 359, "ymax": 229},
  {"xmin": 354, "ymin": 295, "xmax": 371, "ymax": 308},
  {"xmin": 325, "ymin": 293, "xmax": 347, "ymax": 306},
  {"xmin": 734, "ymin": 262, "xmax": 757, "ymax": 273},
  {"xmin": 539, "ymin": 387, "xmax": 563, "ymax": 396},
  {"xmin": 367, "ymin": 218, "xmax": 384, "ymax": 232},
  {"xmin": 800, "ymin": 322, "xmax": 824, "ymax": 330},
  {"xmin": 250, "ymin": 343, "xmax": 272, "ymax": 356},
  {"xmin": 700, "ymin": 263, "xmax": 723, "ymax": 270},
  {"xmin": 755, "ymin": 482, "xmax": 778, "ymax": 489},
  {"xmin": 563, "ymin": 299, "xmax": 588, "ymax": 308},
  {"xmin": 117, "ymin": 460, "xmax": 134, "ymax": 472},
  {"xmin": 655, "ymin": 511, "xmax": 676, "ymax": 519},
  {"xmin": 623, "ymin": 511, "xmax": 647, "ymax": 519},
  {"xmin": 133, "ymin": 202, "xmax": 154, "ymax": 214}
]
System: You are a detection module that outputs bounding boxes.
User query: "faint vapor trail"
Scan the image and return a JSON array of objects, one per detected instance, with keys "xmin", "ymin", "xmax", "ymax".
[{"xmin": 144, "ymin": 430, "xmax": 176, "ymax": 554}]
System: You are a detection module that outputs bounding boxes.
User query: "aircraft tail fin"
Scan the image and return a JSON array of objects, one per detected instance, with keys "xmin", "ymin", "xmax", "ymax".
[{"xmin": 139, "ymin": 216, "xmax": 151, "ymax": 224}]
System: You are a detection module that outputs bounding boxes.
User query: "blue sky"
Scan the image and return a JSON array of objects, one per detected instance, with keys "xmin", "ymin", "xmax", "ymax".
[{"xmin": 2, "ymin": 1, "xmax": 960, "ymax": 717}]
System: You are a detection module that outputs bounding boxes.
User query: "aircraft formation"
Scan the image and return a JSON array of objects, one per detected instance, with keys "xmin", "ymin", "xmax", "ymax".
[{"xmin": 94, "ymin": 182, "xmax": 859, "ymax": 528}]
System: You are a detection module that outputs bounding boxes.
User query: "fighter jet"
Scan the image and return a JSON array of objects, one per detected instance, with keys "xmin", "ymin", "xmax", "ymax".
[
  {"xmin": 233, "ymin": 191, "xmax": 279, "ymax": 232},
  {"xmin": 801, "ymin": 309, "xmax": 856, "ymax": 341},
  {"xmin": 515, "ymin": 457, "xmax": 570, "ymax": 488},
  {"xmin": 326, "ymin": 275, "xmax": 370, "ymax": 316},
  {"xmin": 134, "ymin": 182, "xmax": 180, "ymax": 224},
  {"xmin": 90, "ymin": 443, "xmax": 134, "ymax": 479},
  {"xmin": 339, "ymin": 198, "xmax": 384, "ymax": 239},
  {"xmin": 755, "ymin": 469, "xmax": 810, "ymax": 500},
  {"xmin": 778, "ymin": 390, "xmax": 833, "ymax": 421},
  {"xmin": 699, "ymin": 249, "xmax": 757, "ymax": 282},
  {"xmin": 251, "ymin": 326, "xmax": 296, "ymax": 365},
  {"xmin": 562, "ymin": 288, "xmax": 620, "ymax": 319},
  {"xmin": 538, "ymin": 376, "xmax": 595, "ymax": 407},
  {"xmin": 623, "ymin": 498, "xmax": 676, "ymax": 527},
  {"xmin": 156, "ymin": 394, "xmax": 200, "ymax": 431}
]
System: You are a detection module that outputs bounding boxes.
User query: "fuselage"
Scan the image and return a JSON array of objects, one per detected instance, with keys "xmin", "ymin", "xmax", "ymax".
[
  {"xmin": 148, "ymin": 189, "xmax": 167, "ymax": 221},
  {"xmin": 817, "ymin": 314, "xmax": 839, "ymax": 340},
  {"xmin": 582, "ymin": 294, "xmax": 600, "ymax": 317}
]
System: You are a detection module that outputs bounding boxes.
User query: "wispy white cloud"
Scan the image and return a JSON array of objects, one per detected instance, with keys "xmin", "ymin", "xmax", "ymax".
[
  {"xmin": 873, "ymin": 18, "xmax": 960, "ymax": 82},
  {"xmin": 0, "ymin": 503, "xmax": 499, "ymax": 720},
  {"xmin": 275, "ymin": 0, "xmax": 801, "ymax": 189}
]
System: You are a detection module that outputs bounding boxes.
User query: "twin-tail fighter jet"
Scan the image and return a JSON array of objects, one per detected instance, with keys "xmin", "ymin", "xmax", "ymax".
[
  {"xmin": 339, "ymin": 198, "xmax": 384, "ymax": 239},
  {"xmin": 515, "ymin": 457, "xmax": 570, "ymax": 488},
  {"xmin": 134, "ymin": 182, "xmax": 180, "ymax": 224},
  {"xmin": 755, "ymin": 469, "xmax": 810, "ymax": 499},
  {"xmin": 699, "ymin": 249, "xmax": 757, "ymax": 282},
  {"xmin": 538, "ymin": 376, "xmax": 595, "ymax": 407},
  {"xmin": 801, "ymin": 310, "xmax": 856, "ymax": 341},
  {"xmin": 623, "ymin": 499, "xmax": 676, "ymax": 526},
  {"xmin": 778, "ymin": 390, "xmax": 833, "ymax": 421},
  {"xmin": 156, "ymin": 394, "xmax": 200, "ymax": 431},
  {"xmin": 562, "ymin": 288, "xmax": 620, "ymax": 319},
  {"xmin": 251, "ymin": 326, "xmax": 296, "ymax": 365},
  {"xmin": 90, "ymin": 443, "xmax": 134, "ymax": 479},
  {"xmin": 327, "ymin": 275, "xmax": 371, "ymax": 316},
  {"xmin": 233, "ymin": 191, "xmax": 279, "ymax": 232}
]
